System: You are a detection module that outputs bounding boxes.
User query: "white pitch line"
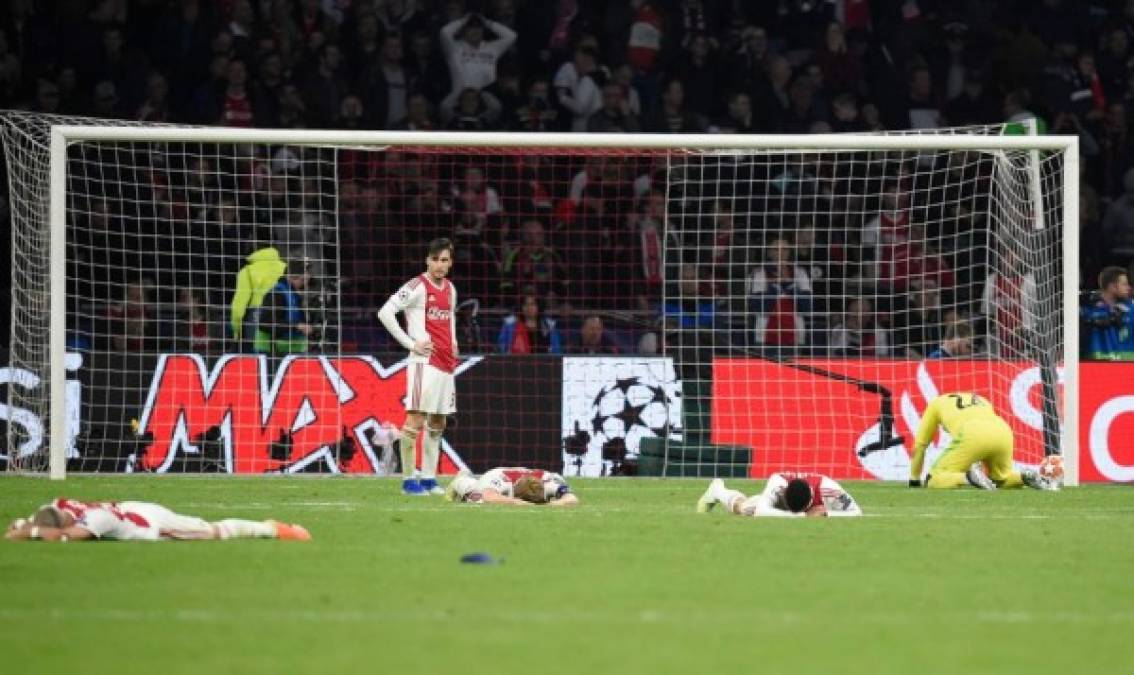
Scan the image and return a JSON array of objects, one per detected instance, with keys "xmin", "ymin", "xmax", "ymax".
[{"xmin": 1, "ymin": 607, "xmax": 1132, "ymax": 626}]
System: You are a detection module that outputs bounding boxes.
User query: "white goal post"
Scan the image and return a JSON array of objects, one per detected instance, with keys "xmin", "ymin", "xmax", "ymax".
[{"xmin": 26, "ymin": 123, "xmax": 1079, "ymax": 483}]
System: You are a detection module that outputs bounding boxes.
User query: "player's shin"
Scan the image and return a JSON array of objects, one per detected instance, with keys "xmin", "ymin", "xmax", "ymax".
[
  {"xmin": 399, "ymin": 426, "xmax": 420, "ymax": 480},
  {"xmin": 422, "ymin": 426, "xmax": 443, "ymax": 478},
  {"xmin": 421, "ymin": 426, "xmax": 444, "ymax": 493}
]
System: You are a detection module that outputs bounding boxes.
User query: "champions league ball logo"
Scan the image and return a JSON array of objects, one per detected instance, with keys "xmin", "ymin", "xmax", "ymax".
[{"xmin": 561, "ymin": 358, "xmax": 682, "ymax": 477}]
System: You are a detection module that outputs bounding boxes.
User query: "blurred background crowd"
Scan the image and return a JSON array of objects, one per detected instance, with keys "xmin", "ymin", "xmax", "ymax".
[{"xmin": 1, "ymin": 0, "xmax": 1133, "ymax": 360}]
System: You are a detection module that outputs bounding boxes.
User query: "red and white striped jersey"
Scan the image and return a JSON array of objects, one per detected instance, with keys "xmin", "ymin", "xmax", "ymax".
[
  {"xmin": 383, "ymin": 274, "xmax": 459, "ymax": 373},
  {"xmin": 52, "ymin": 498, "xmax": 163, "ymax": 540},
  {"xmin": 452, "ymin": 467, "xmax": 570, "ymax": 502},
  {"xmin": 742, "ymin": 472, "xmax": 862, "ymax": 517}
]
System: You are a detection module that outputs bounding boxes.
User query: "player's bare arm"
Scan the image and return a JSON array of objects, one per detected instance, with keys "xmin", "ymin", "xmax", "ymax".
[{"xmin": 5, "ymin": 519, "xmax": 94, "ymax": 541}]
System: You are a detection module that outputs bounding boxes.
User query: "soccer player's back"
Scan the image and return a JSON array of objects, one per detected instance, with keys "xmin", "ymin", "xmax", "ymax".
[{"xmin": 910, "ymin": 393, "xmax": 1055, "ymax": 490}]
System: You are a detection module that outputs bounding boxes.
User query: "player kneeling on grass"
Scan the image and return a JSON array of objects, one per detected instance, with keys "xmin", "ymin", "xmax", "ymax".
[
  {"xmin": 697, "ymin": 472, "xmax": 862, "ymax": 517},
  {"xmin": 909, "ymin": 392, "xmax": 1057, "ymax": 491},
  {"xmin": 445, "ymin": 467, "xmax": 579, "ymax": 507},
  {"xmin": 4, "ymin": 498, "xmax": 311, "ymax": 542}
]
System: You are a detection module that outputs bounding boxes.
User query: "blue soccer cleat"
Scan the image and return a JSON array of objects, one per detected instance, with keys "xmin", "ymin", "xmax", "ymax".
[{"xmin": 402, "ymin": 478, "xmax": 426, "ymax": 495}]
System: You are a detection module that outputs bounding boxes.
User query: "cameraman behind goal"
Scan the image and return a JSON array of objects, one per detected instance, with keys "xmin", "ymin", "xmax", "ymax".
[{"xmin": 1081, "ymin": 266, "xmax": 1134, "ymax": 360}]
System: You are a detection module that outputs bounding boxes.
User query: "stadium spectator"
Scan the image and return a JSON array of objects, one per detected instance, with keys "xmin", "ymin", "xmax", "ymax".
[
  {"xmin": 612, "ymin": 63, "xmax": 642, "ymax": 117},
  {"xmin": 230, "ymin": 246, "xmax": 287, "ymax": 350},
  {"xmin": 394, "ymin": 92, "xmax": 437, "ymax": 130},
  {"xmin": 625, "ymin": 191, "xmax": 671, "ymax": 311},
  {"xmin": 727, "ymin": 25, "xmax": 770, "ymax": 99},
  {"xmin": 945, "ymin": 69, "xmax": 999, "ymax": 126},
  {"xmin": 747, "ymin": 236, "xmax": 812, "ymax": 352},
  {"xmin": 500, "ymin": 219, "xmax": 570, "ymax": 309},
  {"xmin": 568, "ymin": 315, "xmax": 621, "ymax": 354},
  {"xmin": 496, "ymin": 294, "xmax": 563, "ymax": 354},
  {"xmin": 830, "ymin": 92, "xmax": 866, "ymax": 132},
  {"xmin": 894, "ymin": 281, "xmax": 946, "ymax": 358},
  {"xmin": 815, "ymin": 21, "xmax": 863, "ymax": 96},
  {"xmin": 829, "ymin": 297, "xmax": 889, "ymax": 357},
  {"xmin": 32, "ymin": 77, "xmax": 60, "ymax": 114},
  {"xmin": 439, "ymin": 13, "xmax": 517, "ymax": 119},
  {"xmin": 1081, "ymin": 266, "xmax": 1134, "ymax": 360},
  {"xmin": 107, "ymin": 279, "xmax": 156, "ymax": 352},
  {"xmin": 136, "ymin": 71, "xmax": 170, "ymax": 122},
  {"xmin": 451, "ymin": 207, "xmax": 501, "ymax": 308},
  {"xmin": 587, "ymin": 81, "xmax": 641, "ymax": 133},
  {"xmin": 300, "ymin": 43, "xmax": 347, "ymax": 127},
  {"xmin": 359, "ymin": 33, "xmax": 409, "ymax": 129},
  {"xmin": 980, "ymin": 247, "xmax": 1039, "ymax": 358},
  {"xmin": 883, "ymin": 222, "xmax": 955, "ymax": 294},
  {"xmin": 451, "ymin": 166, "xmax": 503, "ymax": 230},
  {"xmin": 755, "ymin": 55, "xmax": 793, "ymax": 131},
  {"xmin": 898, "ymin": 63, "xmax": 943, "ymax": 130},
  {"xmin": 709, "ymin": 91, "xmax": 755, "ymax": 134},
  {"xmin": 507, "ymin": 76, "xmax": 560, "ymax": 131},
  {"xmin": 174, "ymin": 287, "xmax": 216, "ymax": 354},
  {"xmin": 554, "ymin": 44, "xmax": 601, "ymax": 132},
  {"xmin": 91, "ymin": 79, "xmax": 122, "ymax": 118},
  {"xmin": 663, "ymin": 264, "xmax": 715, "ymax": 330},
  {"xmin": 677, "ymin": 33, "xmax": 723, "ymax": 118},
  {"xmin": 405, "ymin": 30, "xmax": 451, "ymax": 104},
  {"xmin": 446, "ymin": 86, "xmax": 498, "ymax": 130},
  {"xmin": 626, "ymin": 0, "xmax": 664, "ymax": 76},
  {"xmin": 254, "ymin": 259, "xmax": 313, "ymax": 357},
  {"xmin": 926, "ymin": 321, "xmax": 975, "ymax": 359},
  {"xmin": 645, "ymin": 78, "xmax": 706, "ymax": 133}
]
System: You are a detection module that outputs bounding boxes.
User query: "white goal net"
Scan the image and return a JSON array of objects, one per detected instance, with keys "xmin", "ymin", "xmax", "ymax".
[{"xmin": 0, "ymin": 113, "xmax": 1078, "ymax": 483}]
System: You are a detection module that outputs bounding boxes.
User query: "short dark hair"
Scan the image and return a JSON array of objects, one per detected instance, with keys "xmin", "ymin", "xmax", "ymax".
[
  {"xmin": 1099, "ymin": 266, "xmax": 1128, "ymax": 290},
  {"xmin": 427, "ymin": 237, "xmax": 453, "ymax": 257},
  {"xmin": 783, "ymin": 478, "xmax": 813, "ymax": 513}
]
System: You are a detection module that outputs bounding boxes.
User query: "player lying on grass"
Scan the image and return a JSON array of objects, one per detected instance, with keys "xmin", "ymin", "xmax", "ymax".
[
  {"xmin": 697, "ymin": 472, "xmax": 863, "ymax": 517},
  {"xmin": 4, "ymin": 498, "xmax": 311, "ymax": 542},
  {"xmin": 909, "ymin": 392, "xmax": 1057, "ymax": 490},
  {"xmin": 445, "ymin": 467, "xmax": 579, "ymax": 506}
]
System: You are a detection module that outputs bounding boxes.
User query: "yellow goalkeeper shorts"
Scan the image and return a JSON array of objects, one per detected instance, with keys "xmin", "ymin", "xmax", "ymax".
[{"xmin": 930, "ymin": 416, "xmax": 1016, "ymax": 482}]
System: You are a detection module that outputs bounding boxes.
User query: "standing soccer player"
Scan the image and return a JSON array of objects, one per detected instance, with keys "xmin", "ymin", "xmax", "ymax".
[{"xmin": 377, "ymin": 238, "xmax": 459, "ymax": 495}]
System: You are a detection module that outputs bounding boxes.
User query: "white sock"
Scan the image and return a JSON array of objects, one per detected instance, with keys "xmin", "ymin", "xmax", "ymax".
[
  {"xmin": 215, "ymin": 519, "xmax": 276, "ymax": 539},
  {"xmin": 717, "ymin": 489, "xmax": 745, "ymax": 513},
  {"xmin": 399, "ymin": 426, "xmax": 419, "ymax": 479},
  {"xmin": 422, "ymin": 426, "xmax": 443, "ymax": 480}
]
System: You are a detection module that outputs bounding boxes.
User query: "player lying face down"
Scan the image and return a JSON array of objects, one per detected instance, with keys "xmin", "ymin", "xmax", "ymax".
[
  {"xmin": 5, "ymin": 498, "xmax": 310, "ymax": 542},
  {"xmin": 697, "ymin": 472, "xmax": 862, "ymax": 517},
  {"xmin": 445, "ymin": 467, "xmax": 579, "ymax": 507}
]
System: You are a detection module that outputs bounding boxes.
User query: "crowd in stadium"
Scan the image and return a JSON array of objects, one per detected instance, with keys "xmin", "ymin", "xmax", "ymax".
[{"xmin": 2, "ymin": 0, "xmax": 1134, "ymax": 359}]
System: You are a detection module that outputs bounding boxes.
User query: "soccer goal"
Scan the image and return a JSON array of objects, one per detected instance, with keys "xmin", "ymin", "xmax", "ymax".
[{"xmin": 0, "ymin": 112, "xmax": 1078, "ymax": 484}]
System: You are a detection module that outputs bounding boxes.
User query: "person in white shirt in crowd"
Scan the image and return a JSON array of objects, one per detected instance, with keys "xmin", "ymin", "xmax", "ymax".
[{"xmin": 439, "ymin": 13, "xmax": 516, "ymax": 121}]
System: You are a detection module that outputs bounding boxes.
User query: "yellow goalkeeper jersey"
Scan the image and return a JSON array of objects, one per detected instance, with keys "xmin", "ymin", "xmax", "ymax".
[{"xmin": 910, "ymin": 393, "xmax": 1002, "ymax": 479}]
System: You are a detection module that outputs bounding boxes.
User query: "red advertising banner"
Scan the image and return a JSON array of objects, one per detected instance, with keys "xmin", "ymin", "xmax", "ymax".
[
  {"xmin": 712, "ymin": 359, "xmax": 1134, "ymax": 482},
  {"xmin": 1078, "ymin": 362, "xmax": 1134, "ymax": 482}
]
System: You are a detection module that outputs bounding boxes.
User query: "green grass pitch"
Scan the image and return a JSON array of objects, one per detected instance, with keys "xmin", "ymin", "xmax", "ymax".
[{"xmin": 2, "ymin": 477, "xmax": 1132, "ymax": 675}]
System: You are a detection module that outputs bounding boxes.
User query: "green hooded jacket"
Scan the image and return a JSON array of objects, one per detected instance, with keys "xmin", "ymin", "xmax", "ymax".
[{"xmin": 230, "ymin": 247, "xmax": 287, "ymax": 339}]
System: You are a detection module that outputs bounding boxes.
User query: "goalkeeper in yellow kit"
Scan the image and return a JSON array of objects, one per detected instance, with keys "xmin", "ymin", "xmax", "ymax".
[{"xmin": 909, "ymin": 392, "xmax": 1057, "ymax": 490}]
